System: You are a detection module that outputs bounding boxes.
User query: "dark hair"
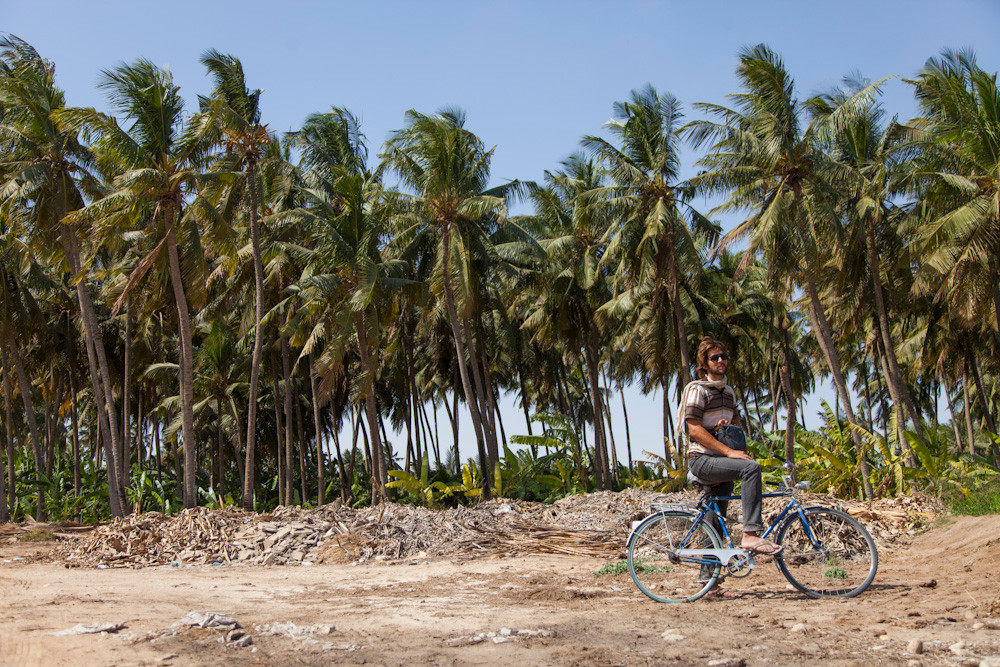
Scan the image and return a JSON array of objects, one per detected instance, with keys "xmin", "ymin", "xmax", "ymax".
[{"xmin": 695, "ymin": 336, "xmax": 727, "ymax": 379}]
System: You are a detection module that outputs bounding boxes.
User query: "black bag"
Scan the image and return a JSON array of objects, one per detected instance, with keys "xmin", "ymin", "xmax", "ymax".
[{"xmin": 713, "ymin": 424, "xmax": 747, "ymax": 452}]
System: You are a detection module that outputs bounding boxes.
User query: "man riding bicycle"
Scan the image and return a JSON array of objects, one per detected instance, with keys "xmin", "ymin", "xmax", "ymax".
[{"xmin": 681, "ymin": 336, "xmax": 782, "ymax": 560}]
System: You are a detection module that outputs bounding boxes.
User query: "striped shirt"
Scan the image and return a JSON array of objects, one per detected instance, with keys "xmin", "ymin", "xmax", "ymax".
[{"xmin": 681, "ymin": 381, "xmax": 737, "ymax": 456}]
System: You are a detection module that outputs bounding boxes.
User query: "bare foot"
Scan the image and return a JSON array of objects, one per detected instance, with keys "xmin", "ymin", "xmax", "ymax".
[{"xmin": 702, "ymin": 586, "xmax": 741, "ymax": 599}]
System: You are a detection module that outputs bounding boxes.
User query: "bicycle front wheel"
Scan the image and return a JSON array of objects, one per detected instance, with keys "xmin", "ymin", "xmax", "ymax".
[
  {"xmin": 627, "ymin": 511, "xmax": 722, "ymax": 603},
  {"xmin": 775, "ymin": 507, "xmax": 878, "ymax": 598}
]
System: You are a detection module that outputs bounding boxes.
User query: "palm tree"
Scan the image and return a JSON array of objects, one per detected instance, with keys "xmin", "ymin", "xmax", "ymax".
[
  {"xmin": 685, "ymin": 44, "xmax": 879, "ymax": 465},
  {"xmin": 60, "ymin": 60, "xmax": 214, "ymax": 507},
  {"xmin": 196, "ymin": 49, "xmax": 273, "ymax": 511},
  {"xmin": 807, "ymin": 76, "xmax": 927, "ymax": 456},
  {"xmin": 381, "ymin": 108, "xmax": 526, "ymax": 497},
  {"xmin": 289, "ymin": 107, "xmax": 403, "ymax": 499},
  {"xmin": 907, "ymin": 50, "xmax": 1000, "ymax": 439},
  {"xmin": 908, "ymin": 49, "xmax": 1000, "ymax": 333},
  {"xmin": 0, "ymin": 35, "xmax": 129, "ymax": 515},
  {"xmin": 585, "ymin": 86, "xmax": 713, "ymax": 384},
  {"xmin": 585, "ymin": 85, "xmax": 717, "ymax": 461},
  {"xmin": 521, "ymin": 154, "xmax": 615, "ymax": 488}
]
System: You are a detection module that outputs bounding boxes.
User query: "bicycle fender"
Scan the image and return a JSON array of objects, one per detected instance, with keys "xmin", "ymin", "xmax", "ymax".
[
  {"xmin": 627, "ymin": 508, "xmax": 700, "ymax": 547},
  {"xmin": 649, "ymin": 503, "xmax": 697, "ymax": 513}
]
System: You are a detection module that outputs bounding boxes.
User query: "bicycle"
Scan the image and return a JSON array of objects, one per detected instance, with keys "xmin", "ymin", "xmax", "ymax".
[{"xmin": 626, "ymin": 457, "xmax": 878, "ymax": 602}]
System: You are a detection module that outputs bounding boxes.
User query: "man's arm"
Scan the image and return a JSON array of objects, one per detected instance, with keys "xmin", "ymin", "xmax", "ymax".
[{"xmin": 687, "ymin": 418, "xmax": 752, "ymax": 460}]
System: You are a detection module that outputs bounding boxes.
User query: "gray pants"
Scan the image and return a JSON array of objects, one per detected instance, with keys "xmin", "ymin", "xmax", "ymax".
[{"xmin": 688, "ymin": 454, "xmax": 764, "ymax": 533}]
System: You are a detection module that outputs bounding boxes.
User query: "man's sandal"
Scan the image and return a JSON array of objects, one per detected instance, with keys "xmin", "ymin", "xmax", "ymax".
[{"xmin": 743, "ymin": 539, "xmax": 782, "ymax": 555}]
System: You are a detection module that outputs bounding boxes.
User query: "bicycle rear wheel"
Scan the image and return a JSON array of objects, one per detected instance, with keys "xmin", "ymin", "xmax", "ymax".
[
  {"xmin": 627, "ymin": 510, "xmax": 722, "ymax": 603},
  {"xmin": 775, "ymin": 507, "xmax": 878, "ymax": 598}
]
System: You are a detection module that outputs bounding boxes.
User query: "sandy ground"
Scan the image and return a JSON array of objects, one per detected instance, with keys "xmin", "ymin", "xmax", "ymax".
[{"xmin": 0, "ymin": 514, "xmax": 998, "ymax": 666}]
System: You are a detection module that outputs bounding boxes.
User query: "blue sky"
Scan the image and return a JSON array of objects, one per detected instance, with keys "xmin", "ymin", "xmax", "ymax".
[{"xmin": 3, "ymin": 0, "xmax": 999, "ymax": 462}]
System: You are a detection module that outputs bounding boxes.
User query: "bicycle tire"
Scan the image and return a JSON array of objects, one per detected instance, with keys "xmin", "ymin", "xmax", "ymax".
[
  {"xmin": 627, "ymin": 510, "xmax": 722, "ymax": 603},
  {"xmin": 774, "ymin": 507, "xmax": 878, "ymax": 598}
]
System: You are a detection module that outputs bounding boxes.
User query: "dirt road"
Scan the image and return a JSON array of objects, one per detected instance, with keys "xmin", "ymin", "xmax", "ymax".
[{"xmin": 1, "ymin": 514, "xmax": 998, "ymax": 666}]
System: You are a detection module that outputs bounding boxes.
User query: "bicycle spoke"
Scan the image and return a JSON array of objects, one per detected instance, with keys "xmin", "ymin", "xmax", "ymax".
[
  {"xmin": 628, "ymin": 511, "xmax": 721, "ymax": 603},
  {"xmin": 775, "ymin": 508, "xmax": 878, "ymax": 598}
]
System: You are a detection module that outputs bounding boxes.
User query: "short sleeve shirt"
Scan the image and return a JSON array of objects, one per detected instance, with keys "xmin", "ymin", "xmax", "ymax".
[{"xmin": 683, "ymin": 382, "xmax": 737, "ymax": 456}]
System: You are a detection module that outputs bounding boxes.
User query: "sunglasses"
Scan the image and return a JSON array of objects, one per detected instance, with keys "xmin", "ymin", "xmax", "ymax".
[{"xmin": 709, "ymin": 353, "xmax": 729, "ymax": 362}]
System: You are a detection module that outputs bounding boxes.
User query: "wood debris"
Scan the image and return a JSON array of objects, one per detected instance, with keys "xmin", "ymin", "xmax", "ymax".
[{"xmin": 42, "ymin": 488, "xmax": 941, "ymax": 568}]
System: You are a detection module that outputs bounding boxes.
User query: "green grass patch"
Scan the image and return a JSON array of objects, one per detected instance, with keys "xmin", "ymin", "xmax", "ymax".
[
  {"xmin": 594, "ymin": 559, "xmax": 671, "ymax": 576},
  {"xmin": 824, "ymin": 566, "xmax": 848, "ymax": 579},
  {"xmin": 594, "ymin": 559, "xmax": 630, "ymax": 576},
  {"xmin": 948, "ymin": 475, "xmax": 1000, "ymax": 516},
  {"xmin": 18, "ymin": 529, "xmax": 56, "ymax": 542}
]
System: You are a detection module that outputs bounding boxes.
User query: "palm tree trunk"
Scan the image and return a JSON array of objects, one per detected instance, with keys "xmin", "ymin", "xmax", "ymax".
[
  {"xmin": 348, "ymin": 406, "xmax": 362, "ymax": 501},
  {"xmin": 464, "ymin": 320, "xmax": 499, "ymax": 464},
  {"xmin": 69, "ymin": 368, "xmax": 80, "ymax": 505},
  {"xmin": 963, "ymin": 369, "xmax": 977, "ymax": 456},
  {"xmin": 0, "ymin": 347, "xmax": 10, "ymax": 523},
  {"xmin": 331, "ymin": 421, "xmax": 348, "ymax": 503},
  {"xmin": 583, "ymin": 328, "xmax": 611, "ymax": 490},
  {"xmin": 216, "ymin": 393, "xmax": 225, "ymax": 499},
  {"xmin": 614, "ymin": 382, "xmax": 632, "ymax": 472},
  {"xmin": 480, "ymin": 348, "xmax": 505, "ymax": 452},
  {"xmin": 270, "ymin": 354, "xmax": 286, "ymax": 504},
  {"xmin": 294, "ymin": 382, "xmax": 308, "ymax": 505},
  {"xmin": 242, "ymin": 161, "xmax": 265, "ymax": 511},
  {"xmin": 866, "ymin": 217, "xmax": 926, "ymax": 444},
  {"xmin": 354, "ymin": 311, "xmax": 385, "ymax": 499},
  {"xmin": 515, "ymin": 340, "xmax": 533, "ymax": 435},
  {"xmin": 778, "ymin": 319, "xmax": 797, "ymax": 464},
  {"xmin": 872, "ymin": 334, "xmax": 914, "ymax": 461},
  {"xmin": 601, "ymin": 368, "xmax": 618, "ymax": 481},
  {"xmin": 445, "ymin": 386, "xmax": 460, "ymax": 475},
  {"xmin": 309, "ymin": 354, "xmax": 325, "ymax": 507},
  {"xmin": 968, "ymin": 351, "xmax": 999, "ymax": 465},
  {"xmin": 162, "ymin": 201, "xmax": 197, "ymax": 508},
  {"xmin": 121, "ymin": 299, "xmax": 133, "ymax": 493},
  {"xmin": 61, "ymin": 231, "xmax": 127, "ymax": 516},
  {"xmin": 941, "ymin": 375, "xmax": 964, "ymax": 454},
  {"xmin": 227, "ymin": 399, "xmax": 246, "ymax": 497},
  {"xmin": 8, "ymin": 335, "xmax": 45, "ymax": 519},
  {"xmin": 280, "ymin": 335, "xmax": 295, "ymax": 504},
  {"xmin": 803, "ymin": 275, "xmax": 874, "ymax": 495},
  {"xmin": 665, "ymin": 228, "xmax": 692, "ymax": 387},
  {"xmin": 441, "ymin": 225, "xmax": 491, "ymax": 498}
]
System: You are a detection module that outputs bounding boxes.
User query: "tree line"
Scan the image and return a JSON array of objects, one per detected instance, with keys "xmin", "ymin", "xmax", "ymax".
[{"xmin": 1, "ymin": 36, "xmax": 998, "ymax": 520}]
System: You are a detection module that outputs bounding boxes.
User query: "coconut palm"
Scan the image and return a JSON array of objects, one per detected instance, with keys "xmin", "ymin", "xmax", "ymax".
[
  {"xmin": 0, "ymin": 35, "xmax": 129, "ymax": 515},
  {"xmin": 908, "ymin": 49, "xmax": 1000, "ymax": 333},
  {"xmin": 194, "ymin": 49, "xmax": 275, "ymax": 511},
  {"xmin": 807, "ymin": 76, "xmax": 928, "ymax": 476},
  {"xmin": 907, "ymin": 50, "xmax": 1000, "ymax": 437},
  {"xmin": 59, "ymin": 60, "xmax": 215, "ymax": 507},
  {"xmin": 521, "ymin": 154, "xmax": 615, "ymax": 488},
  {"xmin": 685, "ymin": 44, "xmax": 885, "ymax": 464},
  {"xmin": 288, "ymin": 107, "xmax": 405, "ymax": 499},
  {"xmin": 585, "ymin": 85, "xmax": 714, "ymax": 393},
  {"xmin": 381, "ymin": 108, "xmax": 527, "ymax": 497}
]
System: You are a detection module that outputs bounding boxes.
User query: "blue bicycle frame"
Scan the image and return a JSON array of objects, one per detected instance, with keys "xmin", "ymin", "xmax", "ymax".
[{"xmin": 673, "ymin": 488, "xmax": 822, "ymax": 568}]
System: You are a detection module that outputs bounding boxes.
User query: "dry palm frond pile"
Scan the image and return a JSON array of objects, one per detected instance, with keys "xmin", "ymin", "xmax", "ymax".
[{"xmin": 49, "ymin": 488, "xmax": 942, "ymax": 569}]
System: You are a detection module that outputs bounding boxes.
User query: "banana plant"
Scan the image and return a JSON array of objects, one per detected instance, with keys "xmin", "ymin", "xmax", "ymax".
[
  {"xmin": 907, "ymin": 425, "xmax": 997, "ymax": 498},
  {"xmin": 387, "ymin": 458, "xmax": 463, "ymax": 506},
  {"xmin": 798, "ymin": 401, "xmax": 867, "ymax": 498},
  {"xmin": 492, "ymin": 445, "xmax": 563, "ymax": 501},
  {"xmin": 451, "ymin": 464, "xmax": 484, "ymax": 500}
]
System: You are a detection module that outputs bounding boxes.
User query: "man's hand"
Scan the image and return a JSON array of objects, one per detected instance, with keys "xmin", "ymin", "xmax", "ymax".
[{"xmin": 687, "ymin": 419, "xmax": 753, "ymax": 459}]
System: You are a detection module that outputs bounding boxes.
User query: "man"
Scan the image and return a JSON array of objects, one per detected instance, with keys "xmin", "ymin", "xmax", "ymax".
[{"xmin": 681, "ymin": 336, "xmax": 781, "ymax": 559}]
